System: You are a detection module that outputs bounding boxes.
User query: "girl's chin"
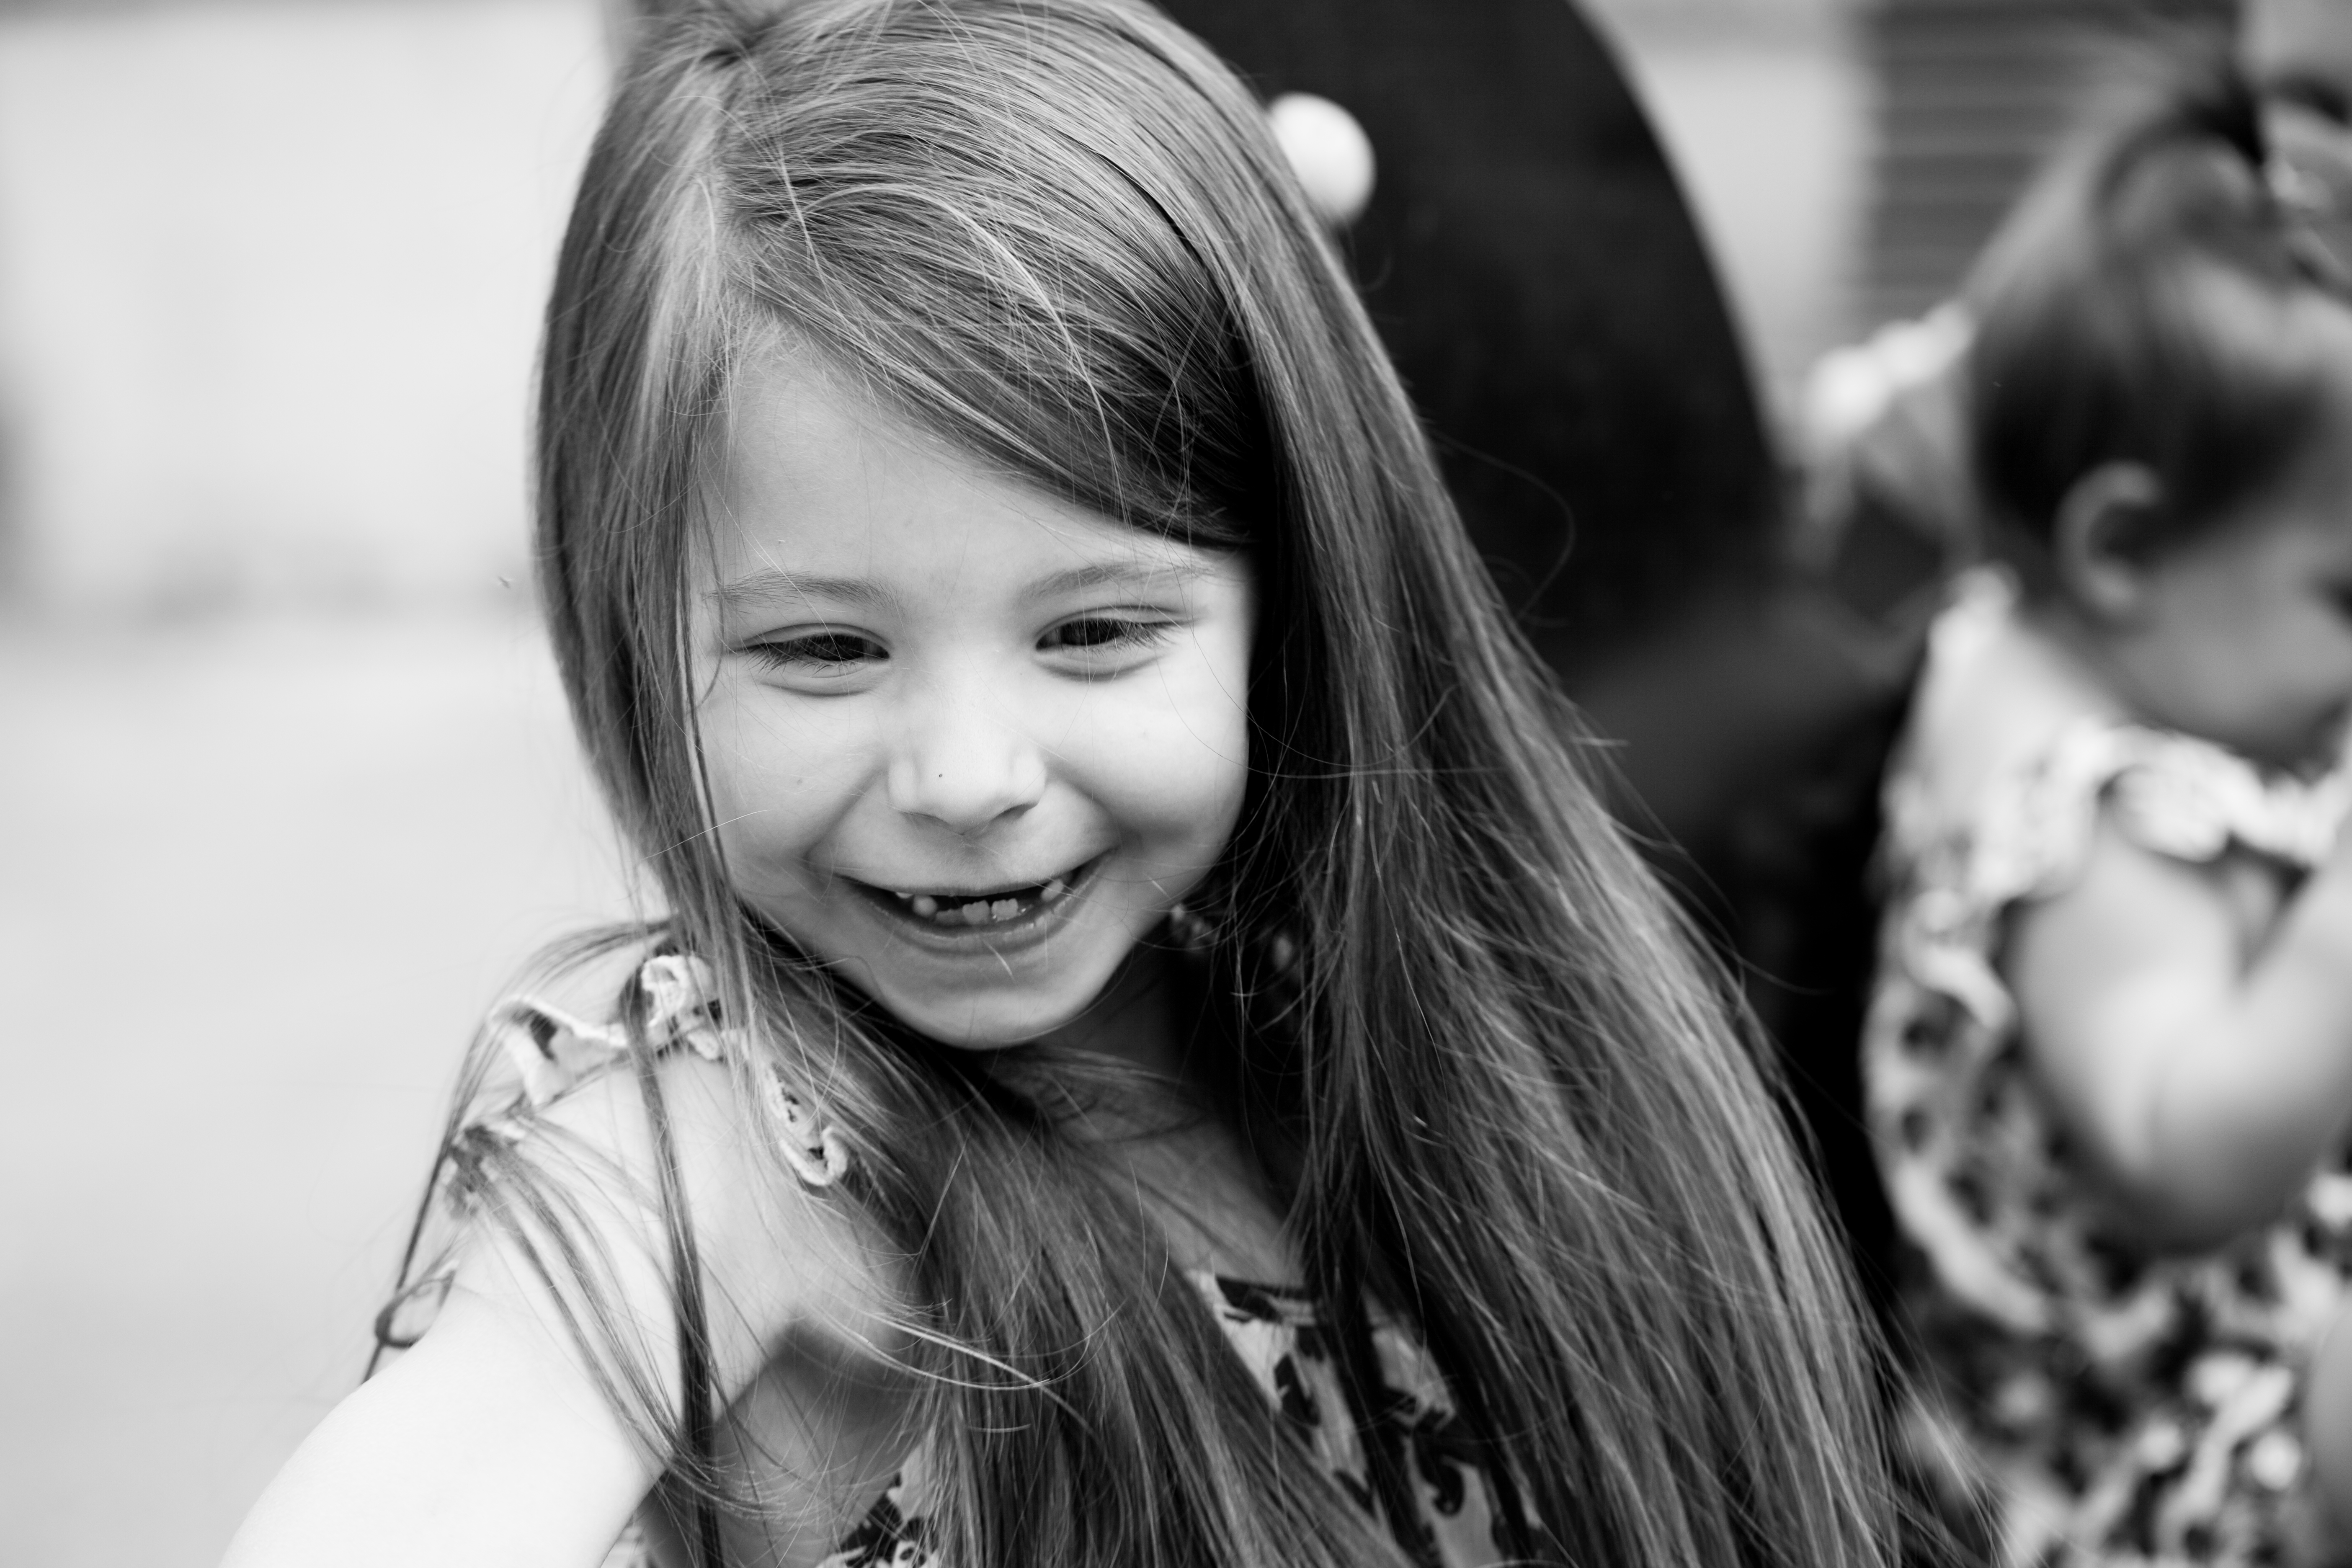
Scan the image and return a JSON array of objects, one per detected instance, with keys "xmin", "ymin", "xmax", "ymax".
[
  {"xmin": 843, "ymin": 924, "xmax": 1141, "ymax": 1049},
  {"xmin": 870, "ymin": 982, "xmax": 1105, "ymax": 1051}
]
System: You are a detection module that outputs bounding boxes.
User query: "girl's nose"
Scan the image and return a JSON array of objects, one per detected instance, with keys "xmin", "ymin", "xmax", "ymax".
[{"xmin": 884, "ymin": 683, "xmax": 1049, "ymax": 836}]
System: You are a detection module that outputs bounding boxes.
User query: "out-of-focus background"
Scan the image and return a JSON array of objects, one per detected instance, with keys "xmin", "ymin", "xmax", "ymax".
[
  {"xmin": 0, "ymin": 3, "xmax": 635, "ymax": 1559},
  {"xmin": 0, "ymin": 0, "xmax": 2199, "ymax": 1559}
]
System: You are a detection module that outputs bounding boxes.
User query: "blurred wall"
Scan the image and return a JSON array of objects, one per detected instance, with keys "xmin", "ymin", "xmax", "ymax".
[
  {"xmin": 0, "ymin": 6, "xmax": 627, "ymax": 1566},
  {"xmin": 1857, "ymin": 0, "xmax": 2234, "ymax": 327},
  {"xmin": 0, "ymin": 0, "xmax": 1875, "ymax": 610},
  {"xmin": 0, "ymin": 0, "xmax": 608, "ymax": 611},
  {"xmin": 1586, "ymin": 0, "xmax": 1871, "ymax": 420}
]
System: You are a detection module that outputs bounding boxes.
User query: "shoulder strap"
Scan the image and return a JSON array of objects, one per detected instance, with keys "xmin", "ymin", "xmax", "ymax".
[{"xmin": 1955, "ymin": 718, "xmax": 2347, "ymax": 918}]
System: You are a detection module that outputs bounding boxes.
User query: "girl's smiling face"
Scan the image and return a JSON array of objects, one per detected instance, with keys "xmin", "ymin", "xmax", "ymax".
[{"xmin": 694, "ymin": 356, "xmax": 1253, "ymax": 1048}]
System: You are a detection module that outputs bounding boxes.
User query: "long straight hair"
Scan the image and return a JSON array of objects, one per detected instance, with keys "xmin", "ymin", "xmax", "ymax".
[{"xmin": 427, "ymin": 1, "xmax": 1898, "ymax": 1563}]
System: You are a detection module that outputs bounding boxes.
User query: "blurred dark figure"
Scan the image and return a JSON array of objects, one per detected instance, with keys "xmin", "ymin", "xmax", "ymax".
[{"xmin": 1160, "ymin": 0, "xmax": 1776, "ymax": 668}]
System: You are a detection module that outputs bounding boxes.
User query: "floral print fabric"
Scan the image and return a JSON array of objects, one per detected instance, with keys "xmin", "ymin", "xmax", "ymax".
[
  {"xmin": 1866, "ymin": 590, "xmax": 2352, "ymax": 1567},
  {"xmin": 813, "ymin": 1273, "xmax": 1512, "ymax": 1568}
]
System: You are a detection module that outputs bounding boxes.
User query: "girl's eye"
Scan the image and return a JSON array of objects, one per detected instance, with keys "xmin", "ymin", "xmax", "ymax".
[
  {"xmin": 745, "ymin": 630, "xmax": 887, "ymax": 671},
  {"xmin": 1039, "ymin": 615, "xmax": 1172, "ymax": 655}
]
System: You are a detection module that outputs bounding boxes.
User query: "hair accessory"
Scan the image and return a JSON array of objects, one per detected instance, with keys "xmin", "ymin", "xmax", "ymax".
[
  {"xmin": 764, "ymin": 1070, "xmax": 851, "ymax": 1188},
  {"xmin": 1268, "ymin": 91, "xmax": 1376, "ymax": 228},
  {"xmin": 2264, "ymin": 101, "xmax": 2352, "ymax": 294}
]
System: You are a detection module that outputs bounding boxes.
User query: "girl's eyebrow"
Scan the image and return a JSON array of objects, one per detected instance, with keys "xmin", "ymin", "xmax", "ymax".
[
  {"xmin": 1027, "ymin": 560, "xmax": 1212, "ymax": 598},
  {"xmin": 710, "ymin": 560, "xmax": 1210, "ymax": 617},
  {"xmin": 708, "ymin": 569, "xmax": 894, "ymax": 618}
]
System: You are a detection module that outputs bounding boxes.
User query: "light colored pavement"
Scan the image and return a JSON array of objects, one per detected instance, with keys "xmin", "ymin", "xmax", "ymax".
[{"xmin": 0, "ymin": 608, "xmax": 635, "ymax": 1565}]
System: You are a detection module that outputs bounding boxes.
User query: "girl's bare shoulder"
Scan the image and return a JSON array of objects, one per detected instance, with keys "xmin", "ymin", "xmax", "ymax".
[
  {"xmin": 499, "ymin": 1047, "xmax": 908, "ymax": 1395},
  {"xmin": 451, "ymin": 946, "xmax": 901, "ymax": 1354}
]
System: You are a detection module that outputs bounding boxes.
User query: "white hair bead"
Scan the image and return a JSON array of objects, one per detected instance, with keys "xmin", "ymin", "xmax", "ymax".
[{"xmin": 1268, "ymin": 92, "xmax": 1376, "ymax": 229}]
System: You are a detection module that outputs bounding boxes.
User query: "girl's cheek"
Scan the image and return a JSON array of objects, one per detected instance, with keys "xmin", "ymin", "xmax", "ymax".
[
  {"xmin": 1099, "ymin": 688, "xmax": 1250, "ymax": 843},
  {"xmin": 699, "ymin": 683, "xmax": 875, "ymax": 851}
]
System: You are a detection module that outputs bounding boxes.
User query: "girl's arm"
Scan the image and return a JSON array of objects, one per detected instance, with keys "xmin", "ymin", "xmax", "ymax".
[
  {"xmin": 223, "ymin": 1054, "xmax": 878, "ymax": 1567},
  {"xmin": 2011, "ymin": 812, "xmax": 2352, "ymax": 1248},
  {"xmin": 219, "ymin": 1263, "xmax": 656, "ymax": 1568}
]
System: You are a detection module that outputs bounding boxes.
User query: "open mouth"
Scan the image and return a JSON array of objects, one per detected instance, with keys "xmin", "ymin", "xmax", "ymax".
[{"xmin": 848, "ymin": 855, "xmax": 1104, "ymax": 933}]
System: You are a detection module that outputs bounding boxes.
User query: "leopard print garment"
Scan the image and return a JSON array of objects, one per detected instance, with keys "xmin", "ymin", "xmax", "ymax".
[{"xmin": 1866, "ymin": 588, "xmax": 2352, "ymax": 1567}]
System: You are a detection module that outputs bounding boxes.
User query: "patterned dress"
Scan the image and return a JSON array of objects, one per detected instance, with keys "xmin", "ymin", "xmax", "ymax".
[
  {"xmin": 1865, "ymin": 580, "xmax": 2352, "ymax": 1567},
  {"xmin": 383, "ymin": 952, "xmax": 1518, "ymax": 1568},
  {"xmin": 804, "ymin": 1270, "xmax": 1512, "ymax": 1568}
]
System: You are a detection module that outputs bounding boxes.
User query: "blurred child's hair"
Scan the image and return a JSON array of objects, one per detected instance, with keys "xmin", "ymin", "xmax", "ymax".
[
  {"xmin": 428, "ymin": 2, "xmax": 1896, "ymax": 1564},
  {"xmin": 1968, "ymin": 52, "xmax": 2350, "ymax": 569}
]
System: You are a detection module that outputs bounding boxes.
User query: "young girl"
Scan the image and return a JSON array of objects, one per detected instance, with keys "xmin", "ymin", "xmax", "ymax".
[
  {"xmin": 223, "ymin": 3, "xmax": 1892, "ymax": 1564},
  {"xmin": 1865, "ymin": 59, "xmax": 2352, "ymax": 1567}
]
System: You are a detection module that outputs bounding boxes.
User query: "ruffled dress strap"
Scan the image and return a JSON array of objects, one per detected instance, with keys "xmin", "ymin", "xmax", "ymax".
[
  {"xmin": 1882, "ymin": 716, "xmax": 2349, "ymax": 1055},
  {"xmin": 1970, "ymin": 719, "xmax": 2347, "ymax": 892},
  {"xmin": 375, "ymin": 948, "xmax": 851, "ymax": 1358},
  {"xmin": 483, "ymin": 951, "xmax": 731, "ymax": 1110},
  {"xmin": 472, "ymin": 950, "xmax": 851, "ymax": 1188}
]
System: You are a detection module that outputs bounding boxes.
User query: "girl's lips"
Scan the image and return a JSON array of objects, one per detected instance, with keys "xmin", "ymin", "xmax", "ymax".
[{"xmin": 843, "ymin": 855, "xmax": 1107, "ymax": 944}]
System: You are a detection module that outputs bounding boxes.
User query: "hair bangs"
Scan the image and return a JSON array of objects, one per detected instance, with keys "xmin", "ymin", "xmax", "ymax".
[{"xmin": 714, "ymin": 4, "xmax": 1266, "ymax": 552}]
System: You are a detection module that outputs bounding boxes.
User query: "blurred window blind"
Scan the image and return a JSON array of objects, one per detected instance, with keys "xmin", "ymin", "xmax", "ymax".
[{"xmin": 1861, "ymin": 0, "xmax": 2234, "ymax": 326}]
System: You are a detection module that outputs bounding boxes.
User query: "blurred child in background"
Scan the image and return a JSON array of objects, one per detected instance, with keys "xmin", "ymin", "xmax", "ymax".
[{"xmin": 1864, "ymin": 56, "xmax": 2352, "ymax": 1567}]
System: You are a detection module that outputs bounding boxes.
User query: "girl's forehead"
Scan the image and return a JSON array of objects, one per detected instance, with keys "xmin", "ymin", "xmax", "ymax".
[
  {"xmin": 704, "ymin": 353, "xmax": 1235, "ymax": 604},
  {"xmin": 715, "ymin": 352, "xmax": 928, "ymax": 521}
]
